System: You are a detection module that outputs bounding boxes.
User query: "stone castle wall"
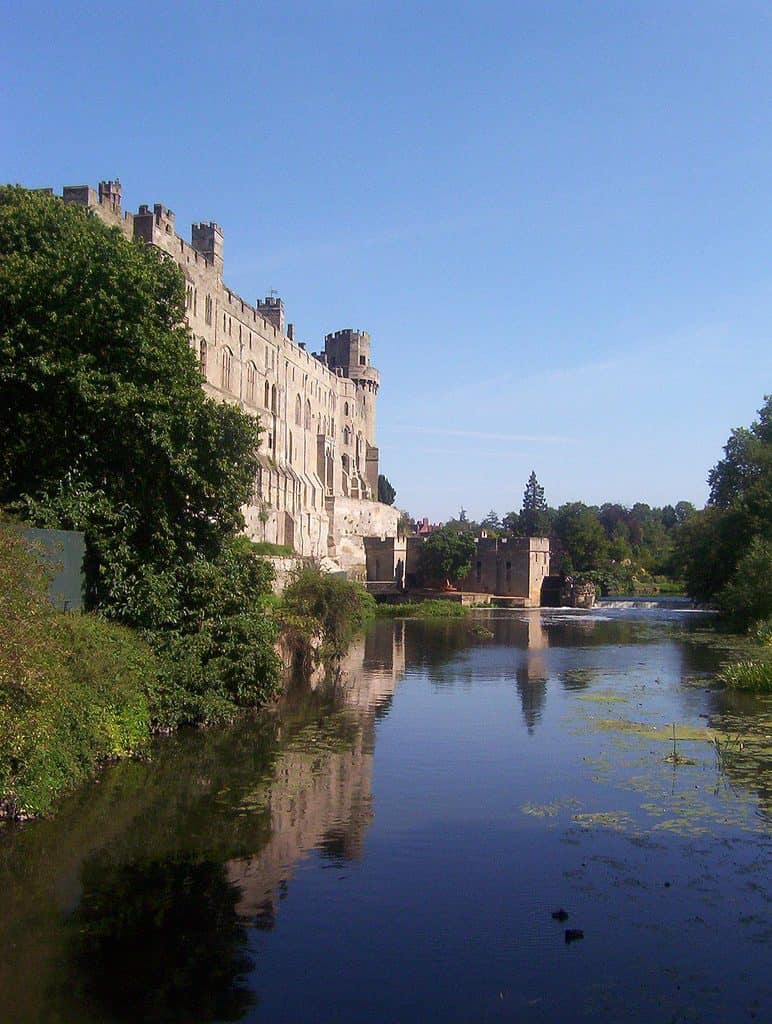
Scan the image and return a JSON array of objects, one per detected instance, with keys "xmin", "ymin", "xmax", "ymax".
[{"xmin": 58, "ymin": 179, "xmax": 395, "ymax": 564}]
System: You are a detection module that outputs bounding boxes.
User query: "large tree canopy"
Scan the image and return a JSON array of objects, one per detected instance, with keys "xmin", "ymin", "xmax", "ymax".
[
  {"xmin": 0, "ymin": 186, "xmax": 261, "ymax": 609},
  {"xmin": 676, "ymin": 395, "xmax": 772, "ymax": 624},
  {"xmin": 419, "ymin": 525, "xmax": 476, "ymax": 584}
]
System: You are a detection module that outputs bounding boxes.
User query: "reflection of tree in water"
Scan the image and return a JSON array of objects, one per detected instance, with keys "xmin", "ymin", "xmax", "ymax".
[
  {"xmin": 542, "ymin": 615, "xmax": 643, "ymax": 648},
  {"xmin": 403, "ymin": 620, "xmax": 475, "ymax": 683},
  {"xmin": 0, "ymin": 625, "xmax": 409, "ymax": 1024},
  {"xmin": 65, "ymin": 856, "xmax": 253, "ymax": 1023}
]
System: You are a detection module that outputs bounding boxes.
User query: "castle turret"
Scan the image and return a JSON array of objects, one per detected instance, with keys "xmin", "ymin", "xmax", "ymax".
[
  {"xmin": 98, "ymin": 179, "xmax": 122, "ymax": 215},
  {"xmin": 324, "ymin": 329, "xmax": 380, "ymax": 495},
  {"xmin": 191, "ymin": 221, "xmax": 224, "ymax": 277},
  {"xmin": 323, "ymin": 329, "xmax": 379, "ymax": 394},
  {"xmin": 256, "ymin": 296, "xmax": 285, "ymax": 334}
]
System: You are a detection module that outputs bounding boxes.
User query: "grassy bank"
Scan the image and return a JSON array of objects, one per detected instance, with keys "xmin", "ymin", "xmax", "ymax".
[
  {"xmin": 376, "ymin": 599, "xmax": 468, "ymax": 619},
  {"xmin": 716, "ymin": 618, "xmax": 772, "ymax": 692}
]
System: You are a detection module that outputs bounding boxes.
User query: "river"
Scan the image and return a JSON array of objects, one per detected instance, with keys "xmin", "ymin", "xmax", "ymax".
[{"xmin": 1, "ymin": 608, "xmax": 770, "ymax": 1023}]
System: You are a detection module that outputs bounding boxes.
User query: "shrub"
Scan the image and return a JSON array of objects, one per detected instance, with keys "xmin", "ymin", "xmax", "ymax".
[
  {"xmin": 718, "ymin": 660, "xmax": 772, "ymax": 692},
  {"xmin": 249, "ymin": 541, "xmax": 294, "ymax": 556},
  {"xmin": 0, "ymin": 522, "xmax": 159, "ymax": 817},
  {"xmin": 716, "ymin": 537, "xmax": 772, "ymax": 630},
  {"xmin": 750, "ymin": 617, "xmax": 772, "ymax": 646},
  {"xmin": 279, "ymin": 566, "xmax": 375, "ymax": 664}
]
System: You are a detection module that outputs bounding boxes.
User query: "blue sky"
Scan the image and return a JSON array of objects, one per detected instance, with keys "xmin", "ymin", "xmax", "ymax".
[{"xmin": 3, "ymin": 1, "xmax": 771, "ymax": 520}]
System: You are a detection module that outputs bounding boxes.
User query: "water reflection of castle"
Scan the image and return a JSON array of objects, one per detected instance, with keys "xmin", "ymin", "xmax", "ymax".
[
  {"xmin": 513, "ymin": 614, "xmax": 549, "ymax": 734},
  {"xmin": 227, "ymin": 622, "xmax": 406, "ymax": 920}
]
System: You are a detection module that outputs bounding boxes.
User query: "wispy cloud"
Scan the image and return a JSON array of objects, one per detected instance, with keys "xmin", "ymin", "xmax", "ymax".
[
  {"xmin": 233, "ymin": 210, "xmax": 491, "ymax": 275},
  {"xmin": 391, "ymin": 427, "xmax": 575, "ymax": 444},
  {"xmin": 436, "ymin": 355, "xmax": 624, "ymax": 403},
  {"xmin": 410, "ymin": 447, "xmax": 531, "ymax": 457}
]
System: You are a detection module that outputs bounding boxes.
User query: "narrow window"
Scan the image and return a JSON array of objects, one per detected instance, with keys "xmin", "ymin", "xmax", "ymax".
[
  {"xmin": 199, "ymin": 339, "xmax": 207, "ymax": 377},
  {"xmin": 221, "ymin": 347, "xmax": 232, "ymax": 390}
]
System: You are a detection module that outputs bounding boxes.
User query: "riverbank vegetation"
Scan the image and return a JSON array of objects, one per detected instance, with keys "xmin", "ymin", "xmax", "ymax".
[
  {"xmin": 674, "ymin": 397, "xmax": 771, "ymax": 689},
  {"xmin": 0, "ymin": 187, "xmax": 283, "ymax": 729},
  {"xmin": 0, "ymin": 188, "xmax": 373, "ymax": 817},
  {"xmin": 278, "ymin": 566, "xmax": 376, "ymax": 671},
  {"xmin": 376, "ymin": 599, "xmax": 468, "ymax": 619},
  {"xmin": 0, "ymin": 525, "xmax": 160, "ymax": 818}
]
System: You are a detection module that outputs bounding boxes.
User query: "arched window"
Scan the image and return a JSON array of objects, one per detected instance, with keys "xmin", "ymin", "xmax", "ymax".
[
  {"xmin": 344, "ymin": 401, "xmax": 349, "ymax": 416},
  {"xmin": 221, "ymin": 347, "xmax": 232, "ymax": 390},
  {"xmin": 198, "ymin": 339, "xmax": 207, "ymax": 377},
  {"xmin": 288, "ymin": 431, "xmax": 293, "ymax": 463},
  {"xmin": 294, "ymin": 394, "xmax": 302, "ymax": 427},
  {"xmin": 305, "ymin": 399, "xmax": 312, "ymax": 430},
  {"xmin": 246, "ymin": 361, "xmax": 256, "ymax": 404},
  {"xmin": 264, "ymin": 381, "xmax": 270, "ymax": 409},
  {"xmin": 356, "ymin": 432, "xmax": 362, "ymax": 465},
  {"xmin": 271, "ymin": 384, "xmax": 277, "ymax": 414},
  {"xmin": 343, "ymin": 426, "xmax": 351, "ymax": 446}
]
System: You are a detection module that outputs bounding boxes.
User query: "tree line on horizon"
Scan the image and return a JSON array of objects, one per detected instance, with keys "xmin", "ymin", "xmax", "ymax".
[
  {"xmin": 405, "ymin": 397, "xmax": 770, "ymax": 618},
  {"xmin": 406, "ymin": 470, "xmax": 698, "ymax": 593}
]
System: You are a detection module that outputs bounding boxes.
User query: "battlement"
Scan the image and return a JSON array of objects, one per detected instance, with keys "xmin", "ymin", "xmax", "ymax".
[
  {"xmin": 256, "ymin": 296, "xmax": 285, "ymax": 333},
  {"xmin": 324, "ymin": 328, "xmax": 369, "ymax": 343},
  {"xmin": 98, "ymin": 179, "xmax": 121, "ymax": 210}
]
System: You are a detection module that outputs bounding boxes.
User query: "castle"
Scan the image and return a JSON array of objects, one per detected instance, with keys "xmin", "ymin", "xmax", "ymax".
[{"xmin": 57, "ymin": 179, "xmax": 399, "ymax": 572}]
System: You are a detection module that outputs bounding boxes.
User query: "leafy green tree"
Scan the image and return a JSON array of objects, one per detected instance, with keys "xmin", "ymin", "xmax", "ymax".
[
  {"xmin": 501, "ymin": 510, "xmax": 523, "ymax": 535},
  {"xmin": 378, "ymin": 474, "xmax": 396, "ymax": 505},
  {"xmin": 716, "ymin": 536, "xmax": 772, "ymax": 630},
  {"xmin": 674, "ymin": 500, "xmax": 696, "ymax": 524},
  {"xmin": 0, "ymin": 186, "xmax": 260, "ymax": 601},
  {"xmin": 608, "ymin": 521, "xmax": 633, "ymax": 562},
  {"xmin": 444, "ymin": 512, "xmax": 478, "ymax": 534},
  {"xmin": 677, "ymin": 396, "xmax": 771, "ymax": 619},
  {"xmin": 553, "ymin": 502, "xmax": 609, "ymax": 572},
  {"xmin": 419, "ymin": 525, "xmax": 477, "ymax": 584},
  {"xmin": 480, "ymin": 509, "xmax": 501, "ymax": 533},
  {"xmin": 0, "ymin": 187, "xmax": 280, "ymax": 724}
]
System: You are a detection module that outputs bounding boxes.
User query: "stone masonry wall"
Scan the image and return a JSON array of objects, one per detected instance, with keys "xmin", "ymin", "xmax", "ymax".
[{"xmin": 59, "ymin": 179, "xmax": 390, "ymax": 567}]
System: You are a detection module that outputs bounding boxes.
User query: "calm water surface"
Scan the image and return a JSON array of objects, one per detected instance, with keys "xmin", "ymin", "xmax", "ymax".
[{"xmin": 1, "ymin": 609, "xmax": 771, "ymax": 1023}]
